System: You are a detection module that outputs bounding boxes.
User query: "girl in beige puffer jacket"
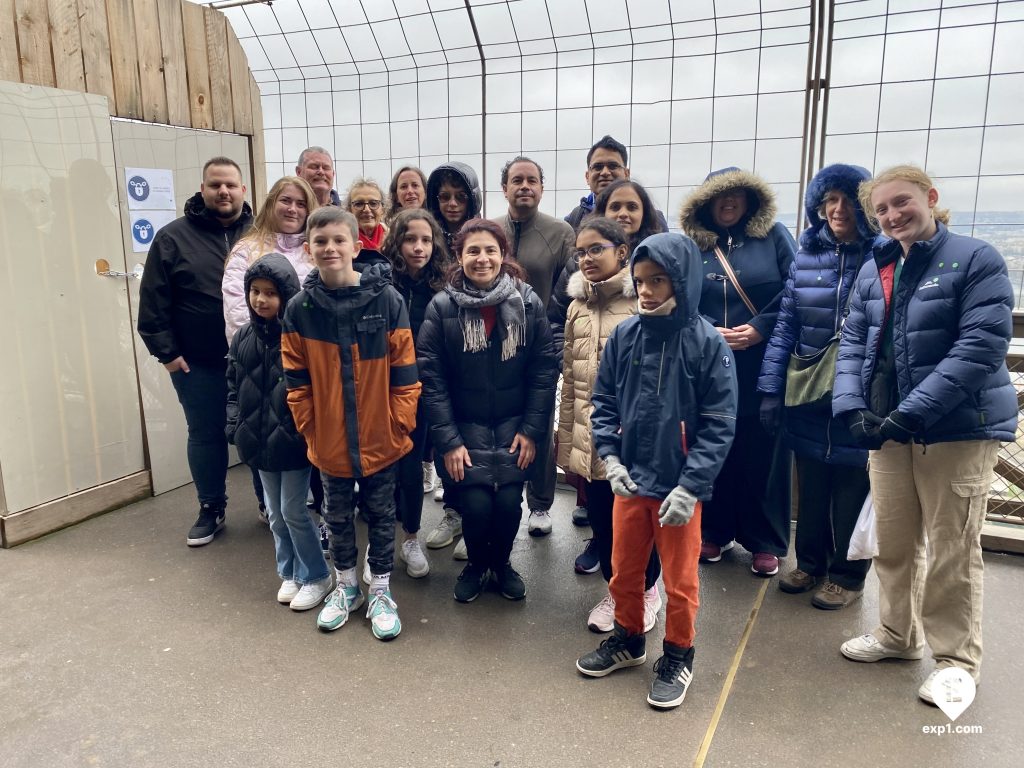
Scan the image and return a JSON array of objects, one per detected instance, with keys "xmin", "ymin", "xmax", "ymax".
[{"xmin": 556, "ymin": 217, "xmax": 663, "ymax": 634}]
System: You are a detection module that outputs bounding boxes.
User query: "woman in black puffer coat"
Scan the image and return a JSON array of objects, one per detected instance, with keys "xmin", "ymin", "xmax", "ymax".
[
  {"xmin": 417, "ymin": 218, "xmax": 557, "ymax": 603},
  {"xmin": 226, "ymin": 254, "xmax": 332, "ymax": 608}
]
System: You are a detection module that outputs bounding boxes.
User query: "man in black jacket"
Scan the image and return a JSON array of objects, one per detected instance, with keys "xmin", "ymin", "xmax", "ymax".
[{"xmin": 138, "ymin": 157, "xmax": 252, "ymax": 547}]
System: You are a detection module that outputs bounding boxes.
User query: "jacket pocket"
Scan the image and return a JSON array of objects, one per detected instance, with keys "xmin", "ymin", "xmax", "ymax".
[
  {"xmin": 356, "ymin": 317, "xmax": 387, "ymax": 360},
  {"xmin": 941, "ymin": 478, "xmax": 989, "ymax": 540}
]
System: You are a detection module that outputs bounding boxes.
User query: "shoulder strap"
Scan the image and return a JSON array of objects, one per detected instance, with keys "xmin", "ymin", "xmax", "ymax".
[{"xmin": 713, "ymin": 245, "xmax": 759, "ymax": 317}]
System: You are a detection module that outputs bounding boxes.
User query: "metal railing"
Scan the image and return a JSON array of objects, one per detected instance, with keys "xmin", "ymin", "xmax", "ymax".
[{"xmin": 989, "ymin": 343, "xmax": 1024, "ymax": 526}]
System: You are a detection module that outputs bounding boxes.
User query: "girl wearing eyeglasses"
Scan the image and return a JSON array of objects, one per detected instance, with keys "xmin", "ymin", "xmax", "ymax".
[
  {"xmin": 425, "ymin": 162, "xmax": 482, "ymax": 255},
  {"xmin": 557, "ymin": 217, "xmax": 664, "ymax": 634},
  {"xmin": 345, "ymin": 177, "xmax": 389, "ymax": 270}
]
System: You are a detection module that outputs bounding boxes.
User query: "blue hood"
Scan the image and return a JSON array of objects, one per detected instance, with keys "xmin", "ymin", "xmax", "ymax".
[
  {"xmin": 800, "ymin": 163, "xmax": 874, "ymax": 250},
  {"xmin": 629, "ymin": 232, "xmax": 703, "ymax": 327}
]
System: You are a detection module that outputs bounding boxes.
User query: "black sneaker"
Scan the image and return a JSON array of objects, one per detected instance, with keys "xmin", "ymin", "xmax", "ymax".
[
  {"xmin": 186, "ymin": 504, "xmax": 225, "ymax": 547},
  {"xmin": 571, "ymin": 505, "xmax": 590, "ymax": 527},
  {"xmin": 493, "ymin": 562, "xmax": 526, "ymax": 601},
  {"xmin": 574, "ymin": 537, "xmax": 600, "ymax": 574},
  {"xmin": 647, "ymin": 645, "xmax": 695, "ymax": 709},
  {"xmin": 576, "ymin": 625, "xmax": 646, "ymax": 677},
  {"xmin": 454, "ymin": 563, "xmax": 489, "ymax": 603}
]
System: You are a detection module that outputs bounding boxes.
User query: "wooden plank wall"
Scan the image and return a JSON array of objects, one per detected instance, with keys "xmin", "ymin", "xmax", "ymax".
[{"xmin": 1, "ymin": 0, "xmax": 264, "ymax": 200}]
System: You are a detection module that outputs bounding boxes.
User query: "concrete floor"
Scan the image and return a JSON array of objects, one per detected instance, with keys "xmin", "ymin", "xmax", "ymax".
[{"xmin": 2, "ymin": 465, "xmax": 1021, "ymax": 768}]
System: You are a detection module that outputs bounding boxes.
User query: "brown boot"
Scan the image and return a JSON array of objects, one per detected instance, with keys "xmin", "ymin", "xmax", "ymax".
[{"xmin": 778, "ymin": 568, "xmax": 818, "ymax": 594}]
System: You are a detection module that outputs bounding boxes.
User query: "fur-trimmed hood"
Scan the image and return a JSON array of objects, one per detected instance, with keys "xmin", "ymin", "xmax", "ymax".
[
  {"xmin": 800, "ymin": 163, "xmax": 875, "ymax": 251},
  {"xmin": 678, "ymin": 167, "xmax": 777, "ymax": 251},
  {"xmin": 566, "ymin": 266, "xmax": 635, "ymax": 302}
]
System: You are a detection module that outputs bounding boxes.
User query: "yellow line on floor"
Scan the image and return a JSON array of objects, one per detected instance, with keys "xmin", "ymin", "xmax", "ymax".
[{"xmin": 693, "ymin": 578, "xmax": 771, "ymax": 768}]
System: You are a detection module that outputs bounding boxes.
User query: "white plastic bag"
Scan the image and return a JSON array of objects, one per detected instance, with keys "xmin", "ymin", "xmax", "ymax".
[{"xmin": 847, "ymin": 492, "xmax": 878, "ymax": 560}]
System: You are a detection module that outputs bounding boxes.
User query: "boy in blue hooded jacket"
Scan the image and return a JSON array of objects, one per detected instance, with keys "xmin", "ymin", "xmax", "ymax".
[{"xmin": 575, "ymin": 232, "xmax": 738, "ymax": 709}]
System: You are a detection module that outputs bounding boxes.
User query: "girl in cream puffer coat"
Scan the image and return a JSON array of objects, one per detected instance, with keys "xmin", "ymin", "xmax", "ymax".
[{"xmin": 556, "ymin": 217, "xmax": 662, "ymax": 634}]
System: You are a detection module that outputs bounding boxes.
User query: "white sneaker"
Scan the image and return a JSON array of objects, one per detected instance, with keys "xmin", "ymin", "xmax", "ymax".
[
  {"xmin": 644, "ymin": 585, "xmax": 662, "ymax": 633},
  {"xmin": 433, "ymin": 482, "xmax": 445, "ymax": 503},
  {"xmin": 587, "ymin": 593, "xmax": 616, "ymax": 633},
  {"xmin": 528, "ymin": 509, "xmax": 552, "ymax": 537},
  {"xmin": 422, "ymin": 462, "xmax": 436, "ymax": 494},
  {"xmin": 277, "ymin": 579, "xmax": 300, "ymax": 604},
  {"xmin": 840, "ymin": 633, "xmax": 925, "ymax": 662},
  {"xmin": 426, "ymin": 506, "xmax": 462, "ymax": 548},
  {"xmin": 290, "ymin": 575, "xmax": 335, "ymax": 611},
  {"xmin": 362, "ymin": 544, "xmax": 372, "ymax": 585},
  {"xmin": 400, "ymin": 538, "xmax": 430, "ymax": 578},
  {"xmin": 453, "ymin": 537, "xmax": 468, "ymax": 561}
]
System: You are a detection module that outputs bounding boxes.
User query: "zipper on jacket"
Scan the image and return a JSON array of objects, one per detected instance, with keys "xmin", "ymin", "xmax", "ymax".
[
  {"xmin": 834, "ymin": 244, "xmax": 845, "ymax": 334},
  {"xmin": 724, "ymin": 235, "xmax": 733, "ymax": 328},
  {"xmin": 824, "ymin": 414, "xmax": 833, "ymax": 461},
  {"xmin": 656, "ymin": 341, "xmax": 667, "ymax": 395}
]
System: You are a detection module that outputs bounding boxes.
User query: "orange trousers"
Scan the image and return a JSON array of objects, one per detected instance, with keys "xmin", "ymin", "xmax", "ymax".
[{"xmin": 609, "ymin": 494, "xmax": 702, "ymax": 647}]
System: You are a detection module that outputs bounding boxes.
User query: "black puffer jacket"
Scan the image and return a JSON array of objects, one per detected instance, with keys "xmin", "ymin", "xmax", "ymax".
[
  {"xmin": 226, "ymin": 254, "xmax": 309, "ymax": 472},
  {"xmin": 417, "ymin": 280, "xmax": 558, "ymax": 487},
  {"xmin": 393, "ymin": 270, "xmax": 440, "ymax": 340}
]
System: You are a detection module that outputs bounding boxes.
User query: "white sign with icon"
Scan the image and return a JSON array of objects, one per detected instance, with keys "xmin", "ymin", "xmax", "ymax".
[
  {"xmin": 125, "ymin": 167, "xmax": 175, "ymax": 211},
  {"xmin": 128, "ymin": 209, "xmax": 176, "ymax": 253}
]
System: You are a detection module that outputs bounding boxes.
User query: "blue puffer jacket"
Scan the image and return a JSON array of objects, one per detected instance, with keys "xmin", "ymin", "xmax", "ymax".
[
  {"xmin": 833, "ymin": 221, "xmax": 1017, "ymax": 444},
  {"xmin": 758, "ymin": 164, "xmax": 883, "ymax": 465},
  {"xmin": 591, "ymin": 233, "xmax": 738, "ymax": 500}
]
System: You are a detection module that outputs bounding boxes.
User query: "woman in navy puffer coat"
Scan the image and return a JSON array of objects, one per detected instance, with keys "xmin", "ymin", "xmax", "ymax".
[
  {"xmin": 834, "ymin": 165, "xmax": 1015, "ymax": 701},
  {"xmin": 758, "ymin": 164, "xmax": 882, "ymax": 609}
]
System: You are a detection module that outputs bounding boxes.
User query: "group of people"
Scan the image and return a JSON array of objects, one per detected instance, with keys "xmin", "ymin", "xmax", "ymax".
[{"xmin": 136, "ymin": 135, "xmax": 1014, "ymax": 711}]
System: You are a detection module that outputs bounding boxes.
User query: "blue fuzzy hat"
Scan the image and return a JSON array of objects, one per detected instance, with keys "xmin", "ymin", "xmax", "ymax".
[{"xmin": 800, "ymin": 163, "xmax": 873, "ymax": 250}]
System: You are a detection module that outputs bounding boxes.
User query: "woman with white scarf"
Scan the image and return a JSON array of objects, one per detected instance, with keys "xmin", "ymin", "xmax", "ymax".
[{"xmin": 417, "ymin": 218, "xmax": 558, "ymax": 604}]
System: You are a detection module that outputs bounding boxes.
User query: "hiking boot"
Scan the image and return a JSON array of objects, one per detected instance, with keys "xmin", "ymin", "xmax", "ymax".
[
  {"xmin": 572, "ymin": 505, "xmax": 590, "ymax": 527},
  {"xmin": 587, "ymin": 593, "xmax": 616, "ymax": 633},
  {"xmin": 454, "ymin": 563, "xmax": 489, "ymax": 603},
  {"xmin": 574, "ymin": 538, "xmax": 600, "ymax": 574},
  {"xmin": 493, "ymin": 562, "xmax": 526, "ymax": 601},
  {"xmin": 528, "ymin": 509, "xmax": 552, "ymax": 537},
  {"xmin": 840, "ymin": 633, "xmax": 925, "ymax": 662},
  {"xmin": 751, "ymin": 553, "xmax": 780, "ymax": 576},
  {"xmin": 699, "ymin": 539, "xmax": 734, "ymax": 563},
  {"xmin": 366, "ymin": 589, "xmax": 402, "ymax": 641},
  {"xmin": 576, "ymin": 625, "xmax": 647, "ymax": 677},
  {"xmin": 186, "ymin": 504, "xmax": 225, "ymax": 547},
  {"xmin": 400, "ymin": 538, "xmax": 430, "ymax": 578},
  {"xmin": 426, "ymin": 506, "xmax": 461, "ymax": 548},
  {"xmin": 779, "ymin": 568, "xmax": 818, "ymax": 593},
  {"xmin": 290, "ymin": 575, "xmax": 335, "ymax": 611},
  {"xmin": 317, "ymin": 584, "xmax": 364, "ymax": 631},
  {"xmin": 647, "ymin": 645, "xmax": 695, "ymax": 709},
  {"xmin": 812, "ymin": 581, "xmax": 863, "ymax": 610}
]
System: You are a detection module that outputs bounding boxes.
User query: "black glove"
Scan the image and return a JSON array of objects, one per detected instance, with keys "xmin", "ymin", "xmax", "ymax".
[
  {"xmin": 879, "ymin": 410, "xmax": 922, "ymax": 444},
  {"xmin": 759, "ymin": 395, "xmax": 783, "ymax": 435},
  {"xmin": 845, "ymin": 409, "xmax": 884, "ymax": 450}
]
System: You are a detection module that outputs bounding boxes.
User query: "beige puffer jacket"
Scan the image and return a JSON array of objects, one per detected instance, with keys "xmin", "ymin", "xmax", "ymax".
[{"xmin": 556, "ymin": 267, "xmax": 636, "ymax": 481}]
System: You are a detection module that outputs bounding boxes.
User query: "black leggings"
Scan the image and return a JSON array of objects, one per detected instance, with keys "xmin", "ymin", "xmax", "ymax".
[
  {"xmin": 586, "ymin": 478, "xmax": 661, "ymax": 590},
  {"xmin": 395, "ymin": 402, "xmax": 429, "ymax": 534},
  {"xmin": 458, "ymin": 483, "xmax": 524, "ymax": 569}
]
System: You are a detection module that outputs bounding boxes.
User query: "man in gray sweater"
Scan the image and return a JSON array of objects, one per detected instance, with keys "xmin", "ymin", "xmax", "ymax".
[{"xmin": 493, "ymin": 156, "xmax": 575, "ymax": 537}]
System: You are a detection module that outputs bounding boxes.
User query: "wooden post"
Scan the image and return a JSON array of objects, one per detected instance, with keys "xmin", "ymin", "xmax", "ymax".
[
  {"xmin": 156, "ymin": 0, "xmax": 189, "ymax": 127},
  {"xmin": 48, "ymin": 0, "xmax": 87, "ymax": 92},
  {"xmin": 203, "ymin": 6, "xmax": 233, "ymax": 133},
  {"xmin": 181, "ymin": 0, "xmax": 212, "ymax": 129},
  {"xmin": 14, "ymin": 0, "xmax": 56, "ymax": 87},
  {"xmin": 0, "ymin": 0, "xmax": 20, "ymax": 82},
  {"xmin": 104, "ymin": 0, "xmax": 142, "ymax": 118},
  {"xmin": 76, "ymin": 0, "xmax": 116, "ymax": 113},
  {"xmin": 132, "ymin": 0, "xmax": 169, "ymax": 124}
]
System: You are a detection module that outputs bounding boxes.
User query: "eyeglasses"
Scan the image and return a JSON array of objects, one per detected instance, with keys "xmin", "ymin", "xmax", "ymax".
[
  {"xmin": 588, "ymin": 161, "xmax": 624, "ymax": 174},
  {"xmin": 351, "ymin": 199, "xmax": 381, "ymax": 210},
  {"xmin": 572, "ymin": 243, "xmax": 616, "ymax": 262},
  {"xmin": 438, "ymin": 192, "xmax": 468, "ymax": 205}
]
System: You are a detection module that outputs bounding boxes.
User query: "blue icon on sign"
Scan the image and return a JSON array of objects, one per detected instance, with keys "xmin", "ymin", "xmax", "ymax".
[
  {"xmin": 128, "ymin": 175, "xmax": 150, "ymax": 201},
  {"xmin": 133, "ymin": 219, "xmax": 154, "ymax": 244}
]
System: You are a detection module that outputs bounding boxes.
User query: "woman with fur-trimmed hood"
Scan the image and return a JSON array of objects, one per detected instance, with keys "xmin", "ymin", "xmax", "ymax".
[
  {"xmin": 679, "ymin": 167, "xmax": 796, "ymax": 578},
  {"xmin": 757, "ymin": 163, "xmax": 882, "ymax": 610}
]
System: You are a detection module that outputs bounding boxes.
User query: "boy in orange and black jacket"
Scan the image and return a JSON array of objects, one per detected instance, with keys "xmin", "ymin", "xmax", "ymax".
[{"xmin": 282, "ymin": 207, "xmax": 420, "ymax": 641}]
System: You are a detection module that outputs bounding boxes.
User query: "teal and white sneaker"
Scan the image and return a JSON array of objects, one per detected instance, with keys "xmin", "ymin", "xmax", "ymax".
[
  {"xmin": 366, "ymin": 589, "xmax": 402, "ymax": 641},
  {"xmin": 317, "ymin": 584, "xmax": 364, "ymax": 632}
]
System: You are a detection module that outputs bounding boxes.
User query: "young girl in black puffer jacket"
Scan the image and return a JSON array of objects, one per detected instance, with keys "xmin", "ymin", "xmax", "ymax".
[{"xmin": 226, "ymin": 253, "xmax": 333, "ymax": 611}]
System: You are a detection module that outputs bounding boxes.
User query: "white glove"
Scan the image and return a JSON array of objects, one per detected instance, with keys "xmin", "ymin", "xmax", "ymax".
[
  {"xmin": 604, "ymin": 455, "xmax": 637, "ymax": 498},
  {"xmin": 658, "ymin": 486, "xmax": 698, "ymax": 526}
]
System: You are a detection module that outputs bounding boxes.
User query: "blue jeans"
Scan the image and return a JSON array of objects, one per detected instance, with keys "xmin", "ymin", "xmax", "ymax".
[
  {"xmin": 170, "ymin": 364, "xmax": 228, "ymax": 507},
  {"xmin": 260, "ymin": 468, "xmax": 330, "ymax": 584}
]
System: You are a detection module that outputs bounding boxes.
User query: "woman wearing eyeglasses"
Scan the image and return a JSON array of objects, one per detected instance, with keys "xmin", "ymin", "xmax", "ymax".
[
  {"xmin": 557, "ymin": 217, "xmax": 663, "ymax": 634},
  {"xmin": 425, "ymin": 162, "xmax": 482, "ymax": 255},
  {"xmin": 345, "ymin": 178, "xmax": 389, "ymax": 270}
]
